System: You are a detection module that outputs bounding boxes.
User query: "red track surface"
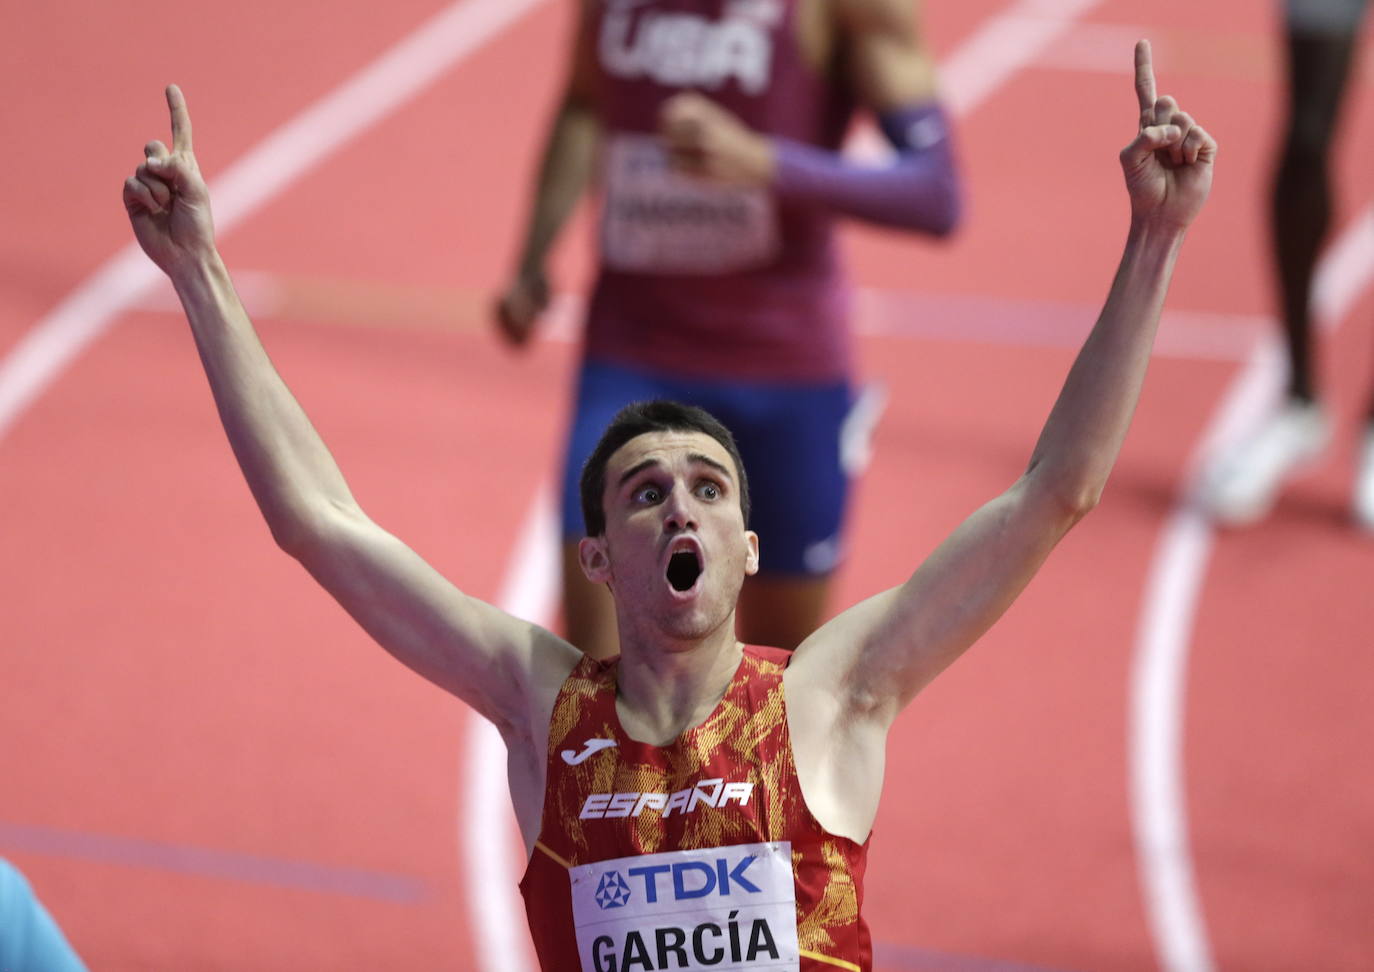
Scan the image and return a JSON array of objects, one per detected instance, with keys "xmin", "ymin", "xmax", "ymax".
[{"xmin": 3, "ymin": 1, "xmax": 1372, "ymax": 969}]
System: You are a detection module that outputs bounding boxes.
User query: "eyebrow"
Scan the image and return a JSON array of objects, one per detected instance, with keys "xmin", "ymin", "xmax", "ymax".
[
  {"xmin": 616, "ymin": 453, "xmax": 734, "ymax": 489},
  {"xmin": 689, "ymin": 453, "xmax": 734, "ymax": 482}
]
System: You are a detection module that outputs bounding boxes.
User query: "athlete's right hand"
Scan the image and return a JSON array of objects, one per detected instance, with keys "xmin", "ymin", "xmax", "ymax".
[
  {"xmin": 123, "ymin": 85, "xmax": 216, "ymax": 276},
  {"xmin": 494, "ymin": 269, "xmax": 550, "ymax": 347}
]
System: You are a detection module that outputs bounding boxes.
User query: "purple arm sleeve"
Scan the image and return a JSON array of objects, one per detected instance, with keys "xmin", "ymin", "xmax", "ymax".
[{"xmin": 771, "ymin": 102, "xmax": 962, "ymax": 236}]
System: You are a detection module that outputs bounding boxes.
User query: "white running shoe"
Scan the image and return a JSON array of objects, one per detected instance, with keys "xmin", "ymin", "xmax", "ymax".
[
  {"xmin": 1354, "ymin": 423, "xmax": 1374, "ymax": 533},
  {"xmin": 1200, "ymin": 399, "xmax": 1331, "ymax": 525}
]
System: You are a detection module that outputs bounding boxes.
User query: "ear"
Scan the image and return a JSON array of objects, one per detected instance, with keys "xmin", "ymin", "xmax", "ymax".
[
  {"xmin": 743, "ymin": 531, "xmax": 760, "ymax": 576},
  {"xmin": 578, "ymin": 535, "xmax": 613, "ymax": 584}
]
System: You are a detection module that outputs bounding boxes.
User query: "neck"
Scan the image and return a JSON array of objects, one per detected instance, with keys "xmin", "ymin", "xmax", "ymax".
[{"xmin": 614, "ymin": 619, "xmax": 743, "ymax": 745}]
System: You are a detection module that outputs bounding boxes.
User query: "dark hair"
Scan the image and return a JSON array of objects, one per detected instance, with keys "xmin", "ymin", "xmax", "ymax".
[{"xmin": 579, "ymin": 400, "xmax": 750, "ymax": 536}]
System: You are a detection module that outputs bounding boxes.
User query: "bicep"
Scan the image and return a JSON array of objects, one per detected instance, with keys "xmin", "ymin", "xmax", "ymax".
[
  {"xmin": 794, "ymin": 477, "xmax": 1079, "ymax": 721},
  {"xmin": 291, "ymin": 506, "xmax": 577, "ymax": 731},
  {"xmin": 837, "ymin": 0, "xmax": 938, "ymax": 110}
]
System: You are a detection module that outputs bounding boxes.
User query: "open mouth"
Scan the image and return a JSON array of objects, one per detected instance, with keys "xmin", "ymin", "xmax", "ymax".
[{"xmin": 666, "ymin": 550, "xmax": 703, "ymax": 593}]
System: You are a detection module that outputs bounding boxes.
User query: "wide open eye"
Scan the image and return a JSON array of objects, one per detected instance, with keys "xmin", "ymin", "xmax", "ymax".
[{"xmin": 666, "ymin": 550, "xmax": 702, "ymax": 591}]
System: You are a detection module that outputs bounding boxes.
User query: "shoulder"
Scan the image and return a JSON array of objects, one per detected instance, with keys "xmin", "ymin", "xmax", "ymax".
[
  {"xmin": 508, "ymin": 635, "xmax": 586, "ymax": 733},
  {"xmin": 829, "ymin": 0, "xmax": 934, "ymax": 106},
  {"xmin": 500, "ymin": 641, "xmax": 598, "ymax": 773},
  {"xmin": 533, "ymin": 646, "xmax": 610, "ymax": 711},
  {"xmin": 831, "ymin": 0, "xmax": 919, "ymax": 33},
  {"xmin": 560, "ymin": 651, "xmax": 618, "ymax": 698},
  {"xmin": 744, "ymin": 643, "xmax": 793, "ymax": 669}
]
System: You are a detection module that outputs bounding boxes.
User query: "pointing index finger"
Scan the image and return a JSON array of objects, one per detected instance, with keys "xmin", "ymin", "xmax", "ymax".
[
  {"xmin": 1134, "ymin": 39, "xmax": 1156, "ymax": 113},
  {"xmin": 166, "ymin": 84, "xmax": 193, "ymax": 154}
]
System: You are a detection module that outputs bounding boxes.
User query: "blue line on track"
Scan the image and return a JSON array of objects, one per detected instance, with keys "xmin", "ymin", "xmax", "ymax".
[{"xmin": 0, "ymin": 821, "xmax": 431, "ymax": 904}]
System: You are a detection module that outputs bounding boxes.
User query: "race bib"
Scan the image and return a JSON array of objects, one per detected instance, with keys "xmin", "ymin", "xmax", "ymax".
[
  {"xmin": 570, "ymin": 841, "xmax": 799, "ymax": 971},
  {"xmin": 601, "ymin": 134, "xmax": 781, "ymax": 275}
]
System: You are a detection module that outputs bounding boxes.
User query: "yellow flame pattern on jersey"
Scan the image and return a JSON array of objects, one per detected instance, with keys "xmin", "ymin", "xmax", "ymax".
[{"xmin": 523, "ymin": 647, "xmax": 870, "ymax": 969}]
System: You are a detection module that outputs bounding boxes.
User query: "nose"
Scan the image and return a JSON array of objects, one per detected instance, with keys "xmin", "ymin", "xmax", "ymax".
[{"xmin": 661, "ymin": 485, "xmax": 698, "ymax": 533}]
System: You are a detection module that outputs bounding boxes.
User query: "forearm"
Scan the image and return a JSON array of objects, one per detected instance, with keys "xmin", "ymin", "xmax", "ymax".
[
  {"xmin": 1025, "ymin": 221, "xmax": 1186, "ymax": 510},
  {"xmin": 514, "ymin": 97, "xmax": 600, "ymax": 276},
  {"xmin": 171, "ymin": 253, "xmax": 358, "ymax": 549},
  {"xmin": 771, "ymin": 103, "xmax": 960, "ymax": 235},
  {"xmin": 1028, "ymin": 38, "xmax": 1219, "ymax": 509}
]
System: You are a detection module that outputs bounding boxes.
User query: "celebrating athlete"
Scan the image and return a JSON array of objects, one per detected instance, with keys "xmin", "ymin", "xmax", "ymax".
[{"xmin": 123, "ymin": 41, "xmax": 1214, "ymax": 971}]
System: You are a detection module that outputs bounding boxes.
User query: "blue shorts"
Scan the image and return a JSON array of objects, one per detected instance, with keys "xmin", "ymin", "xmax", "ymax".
[{"xmin": 562, "ymin": 358, "xmax": 871, "ymax": 576}]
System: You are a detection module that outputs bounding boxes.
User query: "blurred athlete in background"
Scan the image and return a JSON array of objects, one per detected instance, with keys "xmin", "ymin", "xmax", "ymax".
[
  {"xmin": 1202, "ymin": 0, "xmax": 1372, "ymax": 529},
  {"xmin": 495, "ymin": 0, "xmax": 963, "ymax": 656}
]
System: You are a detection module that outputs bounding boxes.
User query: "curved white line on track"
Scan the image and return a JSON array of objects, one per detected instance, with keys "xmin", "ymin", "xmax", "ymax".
[
  {"xmin": 0, "ymin": 0, "xmax": 550, "ymax": 966},
  {"xmin": 461, "ymin": 485, "xmax": 559, "ymax": 972},
  {"xmin": 1130, "ymin": 203, "xmax": 1374, "ymax": 972},
  {"xmin": 0, "ymin": 248, "xmax": 160, "ymax": 438},
  {"xmin": 939, "ymin": 0, "xmax": 1107, "ymax": 117}
]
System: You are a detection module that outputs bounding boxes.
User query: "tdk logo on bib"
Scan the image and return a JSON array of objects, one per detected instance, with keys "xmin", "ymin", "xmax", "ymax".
[
  {"xmin": 571, "ymin": 842, "xmax": 799, "ymax": 970},
  {"xmin": 596, "ymin": 871, "xmax": 633, "ymax": 909},
  {"xmin": 623, "ymin": 854, "xmax": 761, "ymax": 906}
]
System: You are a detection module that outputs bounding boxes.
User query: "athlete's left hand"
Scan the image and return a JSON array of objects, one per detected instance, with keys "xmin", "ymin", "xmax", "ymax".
[
  {"xmin": 494, "ymin": 268, "xmax": 549, "ymax": 348},
  {"xmin": 659, "ymin": 92, "xmax": 775, "ymax": 187},
  {"xmin": 124, "ymin": 85, "xmax": 217, "ymax": 278},
  {"xmin": 1119, "ymin": 40, "xmax": 1216, "ymax": 232}
]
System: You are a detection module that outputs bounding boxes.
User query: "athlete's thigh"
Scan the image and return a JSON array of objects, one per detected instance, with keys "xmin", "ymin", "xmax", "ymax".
[
  {"xmin": 1285, "ymin": 0, "xmax": 1369, "ymax": 35},
  {"xmin": 1282, "ymin": 2, "xmax": 1367, "ymax": 145}
]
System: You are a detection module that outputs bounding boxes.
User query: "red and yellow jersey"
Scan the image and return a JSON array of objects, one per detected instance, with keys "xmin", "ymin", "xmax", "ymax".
[{"xmin": 520, "ymin": 645, "xmax": 871, "ymax": 971}]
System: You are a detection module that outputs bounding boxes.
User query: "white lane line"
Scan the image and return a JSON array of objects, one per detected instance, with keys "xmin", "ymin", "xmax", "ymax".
[
  {"xmin": 1130, "ymin": 201, "xmax": 1374, "ymax": 972},
  {"xmin": 201, "ymin": 0, "xmax": 549, "ymax": 221},
  {"xmin": 0, "ymin": 0, "xmax": 547, "ymax": 440},
  {"xmin": 853, "ymin": 290, "xmax": 1268, "ymax": 361},
  {"xmin": 135, "ymin": 276, "xmax": 1268, "ymax": 362},
  {"xmin": 0, "ymin": 0, "xmax": 551, "ymax": 964},
  {"xmin": 465, "ymin": 0, "xmax": 1112, "ymax": 965},
  {"xmin": 1312, "ymin": 204, "xmax": 1374, "ymax": 323},
  {"xmin": 0, "ymin": 248, "xmax": 158, "ymax": 438},
  {"xmin": 460, "ymin": 485, "xmax": 559, "ymax": 972},
  {"xmin": 940, "ymin": 0, "xmax": 1108, "ymax": 117}
]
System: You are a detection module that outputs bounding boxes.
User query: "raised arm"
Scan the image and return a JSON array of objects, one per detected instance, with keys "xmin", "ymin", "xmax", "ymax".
[
  {"xmin": 123, "ymin": 87, "xmax": 578, "ymax": 738},
  {"xmin": 793, "ymin": 42, "xmax": 1215, "ymax": 724},
  {"xmin": 494, "ymin": 0, "xmax": 602, "ymax": 346}
]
